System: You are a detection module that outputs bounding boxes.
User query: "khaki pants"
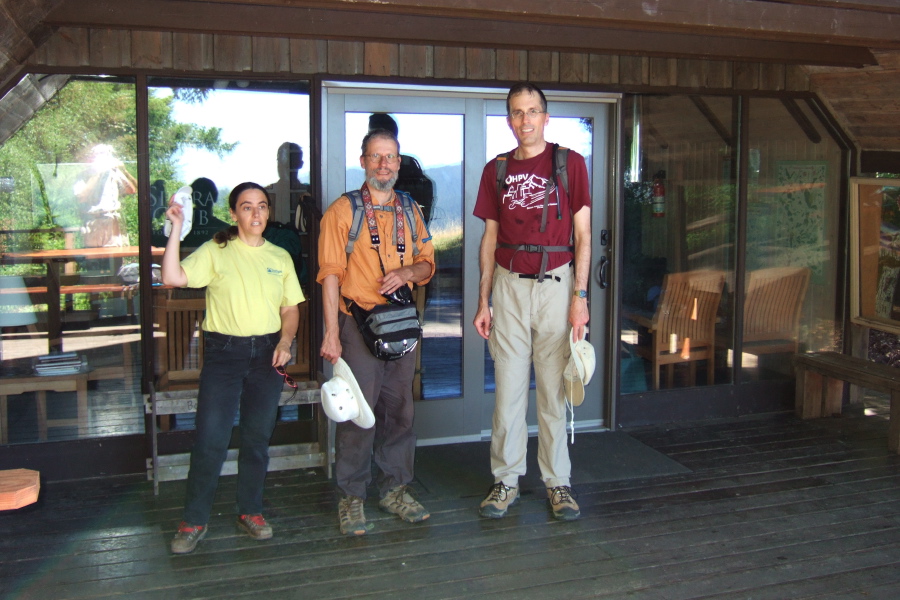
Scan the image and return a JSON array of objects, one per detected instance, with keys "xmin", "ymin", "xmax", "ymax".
[{"xmin": 488, "ymin": 263, "xmax": 572, "ymax": 488}]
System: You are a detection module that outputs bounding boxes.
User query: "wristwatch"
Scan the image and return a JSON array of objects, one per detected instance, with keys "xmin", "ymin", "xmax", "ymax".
[{"xmin": 573, "ymin": 289, "xmax": 588, "ymax": 298}]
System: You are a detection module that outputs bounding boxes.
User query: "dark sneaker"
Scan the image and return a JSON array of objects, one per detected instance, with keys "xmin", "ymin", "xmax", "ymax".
[
  {"xmin": 547, "ymin": 485, "xmax": 580, "ymax": 521},
  {"xmin": 379, "ymin": 485, "xmax": 430, "ymax": 523},
  {"xmin": 339, "ymin": 496, "xmax": 367, "ymax": 535},
  {"xmin": 171, "ymin": 522, "xmax": 207, "ymax": 554},
  {"xmin": 479, "ymin": 482, "xmax": 519, "ymax": 518},
  {"xmin": 237, "ymin": 514, "xmax": 273, "ymax": 540}
]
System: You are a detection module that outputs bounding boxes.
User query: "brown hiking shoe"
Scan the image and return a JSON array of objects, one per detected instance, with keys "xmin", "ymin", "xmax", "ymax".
[
  {"xmin": 479, "ymin": 482, "xmax": 519, "ymax": 518},
  {"xmin": 547, "ymin": 485, "xmax": 580, "ymax": 521},
  {"xmin": 339, "ymin": 496, "xmax": 368, "ymax": 535},
  {"xmin": 379, "ymin": 485, "xmax": 430, "ymax": 523}
]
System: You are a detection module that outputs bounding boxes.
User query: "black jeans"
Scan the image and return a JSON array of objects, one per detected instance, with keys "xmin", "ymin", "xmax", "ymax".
[{"xmin": 182, "ymin": 331, "xmax": 282, "ymax": 525}]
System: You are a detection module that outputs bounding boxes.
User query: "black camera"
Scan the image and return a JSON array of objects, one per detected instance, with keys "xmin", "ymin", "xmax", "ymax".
[{"xmin": 383, "ymin": 284, "xmax": 414, "ymax": 306}]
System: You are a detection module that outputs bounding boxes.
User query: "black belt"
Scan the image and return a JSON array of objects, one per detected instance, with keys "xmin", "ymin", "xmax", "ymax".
[
  {"xmin": 518, "ymin": 273, "xmax": 562, "ymax": 282},
  {"xmin": 514, "ymin": 260, "xmax": 571, "ymax": 283}
]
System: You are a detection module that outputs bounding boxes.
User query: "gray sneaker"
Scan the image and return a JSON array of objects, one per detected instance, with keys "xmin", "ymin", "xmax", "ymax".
[
  {"xmin": 547, "ymin": 485, "xmax": 581, "ymax": 521},
  {"xmin": 171, "ymin": 522, "xmax": 207, "ymax": 554},
  {"xmin": 479, "ymin": 482, "xmax": 519, "ymax": 518},
  {"xmin": 338, "ymin": 496, "xmax": 367, "ymax": 535},
  {"xmin": 379, "ymin": 485, "xmax": 430, "ymax": 523}
]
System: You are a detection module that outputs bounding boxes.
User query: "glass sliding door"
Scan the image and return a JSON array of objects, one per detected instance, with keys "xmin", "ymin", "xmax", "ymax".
[
  {"xmin": 343, "ymin": 110, "xmax": 464, "ymax": 400},
  {"xmin": 324, "ymin": 84, "xmax": 613, "ymax": 442}
]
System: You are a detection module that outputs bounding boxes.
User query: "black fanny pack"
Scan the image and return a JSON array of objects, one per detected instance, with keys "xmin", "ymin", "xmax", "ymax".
[{"xmin": 347, "ymin": 297, "xmax": 421, "ymax": 361}]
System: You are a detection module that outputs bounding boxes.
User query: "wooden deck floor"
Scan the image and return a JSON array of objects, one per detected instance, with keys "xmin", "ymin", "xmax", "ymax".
[{"xmin": 2, "ymin": 399, "xmax": 900, "ymax": 599}]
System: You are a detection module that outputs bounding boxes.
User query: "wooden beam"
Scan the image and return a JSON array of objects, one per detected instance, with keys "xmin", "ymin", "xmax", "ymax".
[
  {"xmin": 689, "ymin": 95, "xmax": 733, "ymax": 146},
  {"xmin": 43, "ymin": 0, "xmax": 878, "ymax": 67},
  {"xmin": 780, "ymin": 98, "xmax": 823, "ymax": 144},
  {"xmin": 767, "ymin": 1, "xmax": 900, "ymax": 15},
  {"xmin": 169, "ymin": 0, "xmax": 900, "ymax": 47}
]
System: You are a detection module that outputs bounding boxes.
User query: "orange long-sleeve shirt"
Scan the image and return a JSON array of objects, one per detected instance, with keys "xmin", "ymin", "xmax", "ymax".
[{"xmin": 317, "ymin": 194, "xmax": 435, "ymax": 314}]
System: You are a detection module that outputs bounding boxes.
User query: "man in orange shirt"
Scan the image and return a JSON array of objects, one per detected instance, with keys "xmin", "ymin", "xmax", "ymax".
[{"xmin": 317, "ymin": 128, "xmax": 435, "ymax": 535}]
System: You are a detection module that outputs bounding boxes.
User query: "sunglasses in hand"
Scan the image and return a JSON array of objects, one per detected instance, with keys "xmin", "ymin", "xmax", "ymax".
[{"xmin": 275, "ymin": 365, "xmax": 298, "ymax": 389}]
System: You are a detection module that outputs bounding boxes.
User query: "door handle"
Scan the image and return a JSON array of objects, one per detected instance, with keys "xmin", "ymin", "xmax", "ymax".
[{"xmin": 597, "ymin": 256, "xmax": 609, "ymax": 289}]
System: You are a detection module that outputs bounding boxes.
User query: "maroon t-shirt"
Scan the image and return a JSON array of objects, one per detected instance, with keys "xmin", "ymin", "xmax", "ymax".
[{"xmin": 474, "ymin": 143, "xmax": 591, "ymax": 275}]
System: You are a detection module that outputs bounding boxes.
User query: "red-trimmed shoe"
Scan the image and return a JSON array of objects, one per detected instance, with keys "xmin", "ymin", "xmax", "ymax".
[
  {"xmin": 171, "ymin": 522, "xmax": 207, "ymax": 554},
  {"xmin": 237, "ymin": 514, "xmax": 273, "ymax": 540}
]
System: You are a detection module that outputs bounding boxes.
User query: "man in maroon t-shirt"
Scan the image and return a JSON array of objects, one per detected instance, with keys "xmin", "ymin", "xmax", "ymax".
[{"xmin": 473, "ymin": 82, "xmax": 591, "ymax": 521}]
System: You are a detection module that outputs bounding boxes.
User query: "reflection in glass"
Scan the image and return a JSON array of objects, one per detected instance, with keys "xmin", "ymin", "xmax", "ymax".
[
  {"xmin": 148, "ymin": 79, "xmax": 311, "ymax": 428},
  {"xmin": 0, "ymin": 75, "xmax": 141, "ymax": 444},
  {"xmin": 851, "ymin": 179, "xmax": 900, "ymax": 332},
  {"xmin": 620, "ymin": 95, "xmax": 737, "ymax": 391},
  {"xmin": 345, "ymin": 112, "xmax": 464, "ymax": 400},
  {"xmin": 745, "ymin": 98, "xmax": 842, "ymax": 379}
]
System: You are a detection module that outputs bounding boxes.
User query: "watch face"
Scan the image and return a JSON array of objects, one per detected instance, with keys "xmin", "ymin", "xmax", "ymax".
[{"xmin": 575, "ymin": 289, "xmax": 587, "ymax": 298}]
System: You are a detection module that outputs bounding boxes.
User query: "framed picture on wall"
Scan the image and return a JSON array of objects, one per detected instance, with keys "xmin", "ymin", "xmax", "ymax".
[{"xmin": 850, "ymin": 176, "xmax": 900, "ymax": 335}]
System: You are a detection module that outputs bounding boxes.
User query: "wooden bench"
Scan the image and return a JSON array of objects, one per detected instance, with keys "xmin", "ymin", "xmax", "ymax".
[
  {"xmin": 793, "ymin": 351, "xmax": 900, "ymax": 454},
  {"xmin": 145, "ymin": 383, "xmax": 331, "ymax": 495}
]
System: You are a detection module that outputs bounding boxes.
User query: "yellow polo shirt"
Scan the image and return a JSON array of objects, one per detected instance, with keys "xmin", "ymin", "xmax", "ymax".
[{"xmin": 182, "ymin": 237, "xmax": 304, "ymax": 336}]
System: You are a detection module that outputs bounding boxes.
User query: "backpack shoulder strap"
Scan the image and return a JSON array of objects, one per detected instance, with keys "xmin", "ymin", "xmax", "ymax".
[
  {"xmin": 495, "ymin": 152, "xmax": 511, "ymax": 198},
  {"xmin": 555, "ymin": 145, "xmax": 569, "ymax": 196},
  {"xmin": 394, "ymin": 190, "xmax": 431, "ymax": 256},
  {"xmin": 344, "ymin": 190, "xmax": 364, "ymax": 255}
]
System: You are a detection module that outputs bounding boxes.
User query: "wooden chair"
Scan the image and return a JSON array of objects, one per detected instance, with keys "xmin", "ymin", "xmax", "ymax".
[
  {"xmin": 741, "ymin": 266, "xmax": 810, "ymax": 356},
  {"xmin": 153, "ymin": 289, "xmax": 206, "ymax": 391},
  {"xmin": 626, "ymin": 270, "xmax": 725, "ymax": 390}
]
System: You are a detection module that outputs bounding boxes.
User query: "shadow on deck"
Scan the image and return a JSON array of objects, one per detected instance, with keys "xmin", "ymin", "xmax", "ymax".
[{"xmin": 2, "ymin": 396, "xmax": 899, "ymax": 599}]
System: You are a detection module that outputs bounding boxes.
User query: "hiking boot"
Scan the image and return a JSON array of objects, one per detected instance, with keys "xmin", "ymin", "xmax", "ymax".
[
  {"xmin": 379, "ymin": 485, "xmax": 430, "ymax": 523},
  {"xmin": 547, "ymin": 485, "xmax": 581, "ymax": 521},
  {"xmin": 237, "ymin": 514, "xmax": 273, "ymax": 540},
  {"xmin": 479, "ymin": 482, "xmax": 519, "ymax": 518},
  {"xmin": 339, "ymin": 496, "xmax": 367, "ymax": 535},
  {"xmin": 171, "ymin": 522, "xmax": 207, "ymax": 554}
]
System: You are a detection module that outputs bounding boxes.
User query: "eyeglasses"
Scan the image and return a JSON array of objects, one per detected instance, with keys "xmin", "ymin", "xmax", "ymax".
[
  {"xmin": 508, "ymin": 109, "xmax": 546, "ymax": 121},
  {"xmin": 275, "ymin": 365, "xmax": 297, "ymax": 389},
  {"xmin": 275, "ymin": 365, "xmax": 298, "ymax": 402},
  {"xmin": 363, "ymin": 153, "xmax": 401, "ymax": 164}
]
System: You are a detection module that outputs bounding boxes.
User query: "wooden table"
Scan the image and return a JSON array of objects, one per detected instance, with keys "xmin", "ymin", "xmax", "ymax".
[{"xmin": 1, "ymin": 246, "xmax": 163, "ymax": 352}]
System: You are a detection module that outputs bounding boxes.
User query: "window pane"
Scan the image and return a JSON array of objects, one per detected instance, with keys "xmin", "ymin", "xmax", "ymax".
[
  {"xmin": 745, "ymin": 98, "xmax": 842, "ymax": 379},
  {"xmin": 621, "ymin": 95, "xmax": 737, "ymax": 392},
  {"xmin": 148, "ymin": 78, "xmax": 311, "ymax": 427},
  {"xmin": 345, "ymin": 112, "xmax": 464, "ymax": 400},
  {"xmin": 0, "ymin": 75, "xmax": 140, "ymax": 444}
]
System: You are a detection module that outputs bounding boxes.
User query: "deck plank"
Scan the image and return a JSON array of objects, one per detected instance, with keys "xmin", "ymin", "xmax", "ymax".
[{"xmin": 1, "ymin": 403, "xmax": 899, "ymax": 599}]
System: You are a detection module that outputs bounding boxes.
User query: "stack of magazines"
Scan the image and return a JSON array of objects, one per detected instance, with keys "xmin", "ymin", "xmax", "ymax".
[{"xmin": 33, "ymin": 352, "xmax": 88, "ymax": 376}]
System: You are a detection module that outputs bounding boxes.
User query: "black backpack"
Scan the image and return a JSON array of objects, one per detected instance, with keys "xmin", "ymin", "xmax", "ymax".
[{"xmin": 395, "ymin": 155, "xmax": 435, "ymax": 224}]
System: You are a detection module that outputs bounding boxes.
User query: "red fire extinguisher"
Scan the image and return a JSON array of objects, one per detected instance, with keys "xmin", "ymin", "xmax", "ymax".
[{"xmin": 652, "ymin": 171, "xmax": 666, "ymax": 218}]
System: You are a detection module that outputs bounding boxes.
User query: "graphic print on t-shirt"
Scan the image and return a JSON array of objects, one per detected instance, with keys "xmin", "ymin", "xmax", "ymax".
[{"xmin": 502, "ymin": 173, "xmax": 558, "ymax": 212}]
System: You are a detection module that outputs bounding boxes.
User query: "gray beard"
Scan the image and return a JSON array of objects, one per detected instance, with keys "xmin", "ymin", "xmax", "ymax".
[{"xmin": 368, "ymin": 173, "xmax": 398, "ymax": 192}]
